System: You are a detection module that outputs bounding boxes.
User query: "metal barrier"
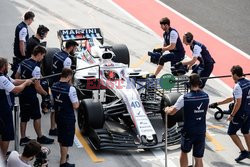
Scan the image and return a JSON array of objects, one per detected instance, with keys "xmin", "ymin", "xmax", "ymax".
[
  {"xmin": 165, "ymin": 114, "xmax": 168, "ymax": 167},
  {"xmin": 14, "ymin": 104, "xmax": 19, "ymax": 152}
]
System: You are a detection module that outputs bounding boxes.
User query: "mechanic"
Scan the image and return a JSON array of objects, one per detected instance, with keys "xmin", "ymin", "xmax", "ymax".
[
  {"xmin": 49, "ymin": 40, "xmax": 78, "ymax": 136},
  {"xmin": 165, "ymin": 73, "xmax": 209, "ymax": 167},
  {"xmin": 175, "ymin": 32, "xmax": 215, "ymax": 88},
  {"xmin": 12, "ymin": 11, "xmax": 35, "ymax": 78},
  {"xmin": 0, "ymin": 57, "xmax": 32, "ymax": 159},
  {"xmin": 26, "ymin": 25, "xmax": 51, "ymax": 114},
  {"xmin": 148, "ymin": 17, "xmax": 185, "ymax": 77},
  {"xmin": 26, "ymin": 25, "xmax": 49, "ymax": 58},
  {"xmin": 7, "ymin": 140, "xmax": 42, "ymax": 167},
  {"xmin": 15, "ymin": 46, "xmax": 54, "ymax": 146},
  {"xmin": 209, "ymin": 65, "xmax": 250, "ymax": 162},
  {"xmin": 51, "ymin": 68, "xmax": 79, "ymax": 167}
]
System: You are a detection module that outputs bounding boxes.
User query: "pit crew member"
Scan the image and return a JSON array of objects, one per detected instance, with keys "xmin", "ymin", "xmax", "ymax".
[
  {"xmin": 209, "ymin": 65, "xmax": 250, "ymax": 162},
  {"xmin": 15, "ymin": 46, "xmax": 54, "ymax": 146},
  {"xmin": 12, "ymin": 11, "xmax": 35, "ymax": 78},
  {"xmin": 51, "ymin": 68, "xmax": 79, "ymax": 167},
  {"xmin": 176, "ymin": 32, "xmax": 215, "ymax": 88},
  {"xmin": 48, "ymin": 40, "xmax": 78, "ymax": 136},
  {"xmin": 0, "ymin": 57, "xmax": 32, "ymax": 158},
  {"xmin": 165, "ymin": 73, "xmax": 209, "ymax": 167},
  {"xmin": 148, "ymin": 17, "xmax": 185, "ymax": 77}
]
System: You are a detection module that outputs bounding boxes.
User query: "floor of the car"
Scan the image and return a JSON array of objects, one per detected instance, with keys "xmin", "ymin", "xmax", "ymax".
[{"xmin": 104, "ymin": 115, "xmax": 165, "ymax": 142}]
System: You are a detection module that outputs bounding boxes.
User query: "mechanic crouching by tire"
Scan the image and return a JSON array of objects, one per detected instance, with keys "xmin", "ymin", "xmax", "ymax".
[
  {"xmin": 51, "ymin": 68, "xmax": 79, "ymax": 167},
  {"xmin": 0, "ymin": 57, "xmax": 32, "ymax": 159},
  {"xmin": 209, "ymin": 65, "xmax": 250, "ymax": 163},
  {"xmin": 15, "ymin": 46, "xmax": 54, "ymax": 146},
  {"xmin": 148, "ymin": 17, "xmax": 185, "ymax": 77},
  {"xmin": 165, "ymin": 73, "xmax": 209, "ymax": 167},
  {"xmin": 175, "ymin": 32, "xmax": 215, "ymax": 88},
  {"xmin": 49, "ymin": 40, "xmax": 78, "ymax": 136}
]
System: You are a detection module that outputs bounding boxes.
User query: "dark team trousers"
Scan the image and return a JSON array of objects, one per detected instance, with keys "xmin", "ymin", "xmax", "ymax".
[
  {"xmin": 0, "ymin": 112, "xmax": 14, "ymax": 141},
  {"xmin": 57, "ymin": 119, "xmax": 75, "ymax": 147},
  {"xmin": 181, "ymin": 133, "xmax": 206, "ymax": 158},
  {"xmin": 227, "ymin": 115, "xmax": 249, "ymax": 135},
  {"xmin": 192, "ymin": 63, "xmax": 214, "ymax": 88},
  {"xmin": 19, "ymin": 97, "xmax": 41, "ymax": 122},
  {"xmin": 158, "ymin": 52, "xmax": 184, "ymax": 66}
]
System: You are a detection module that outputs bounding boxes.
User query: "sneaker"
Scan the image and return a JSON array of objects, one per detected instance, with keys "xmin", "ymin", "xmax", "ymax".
[
  {"xmin": 60, "ymin": 162, "xmax": 75, "ymax": 167},
  {"xmin": 37, "ymin": 135, "xmax": 54, "ymax": 144},
  {"xmin": 235, "ymin": 150, "xmax": 249, "ymax": 162},
  {"xmin": 248, "ymin": 151, "xmax": 250, "ymax": 159},
  {"xmin": 20, "ymin": 137, "xmax": 31, "ymax": 146},
  {"xmin": 49, "ymin": 128, "xmax": 58, "ymax": 136}
]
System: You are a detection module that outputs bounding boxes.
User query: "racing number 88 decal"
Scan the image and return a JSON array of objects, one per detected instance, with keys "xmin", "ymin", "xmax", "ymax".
[{"xmin": 131, "ymin": 101, "xmax": 141, "ymax": 108}]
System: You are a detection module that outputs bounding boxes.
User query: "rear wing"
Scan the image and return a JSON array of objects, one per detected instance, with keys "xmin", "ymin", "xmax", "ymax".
[{"xmin": 57, "ymin": 28, "xmax": 103, "ymax": 42}]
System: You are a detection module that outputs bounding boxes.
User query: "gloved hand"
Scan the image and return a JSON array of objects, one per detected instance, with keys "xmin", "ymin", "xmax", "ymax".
[
  {"xmin": 174, "ymin": 62, "xmax": 183, "ymax": 68},
  {"xmin": 153, "ymin": 48, "xmax": 163, "ymax": 53},
  {"xmin": 209, "ymin": 102, "xmax": 218, "ymax": 108}
]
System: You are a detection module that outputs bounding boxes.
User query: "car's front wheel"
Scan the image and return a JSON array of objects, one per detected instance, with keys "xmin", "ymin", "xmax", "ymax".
[{"xmin": 78, "ymin": 99, "xmax": 105, "ymax": 135}]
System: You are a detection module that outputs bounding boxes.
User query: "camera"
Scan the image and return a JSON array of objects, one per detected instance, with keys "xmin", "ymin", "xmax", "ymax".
[{"xmin": 33, "ymin": 147, "xmax": 50, "ymax": 167}]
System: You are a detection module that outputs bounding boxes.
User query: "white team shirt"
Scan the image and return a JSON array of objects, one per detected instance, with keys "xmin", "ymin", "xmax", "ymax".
[
  {"xmin": 19, "ymin": 27, "xmax": 28, "ymax": 42},
  {"xmin": 0, "ymin": 75, "xmax": 15, "ymax": 94},
  {"xmin": 7, "ymin": 151, "xmax": 31, "ymax": 167},
  {"xmin": 173, "ymin": 95, "xmax": 184, "ymax": 111},
  {"xmin": 69, "ymin": 86, "xmax": 78, "ymax": 103},
  {"xmin": 17, "ymin": 65, "xmax": 41, "ymax": 79},
  {"xmin": 192, "ymin": 44, "xmax": 202, "ymax": 58},
  {"xmin": 233, "ymin": 83, "xmax": 242, "ymax": 99},
  {"xmin": 169, "ymin": 30, "xmax": 178, "ymax": 44},
  {"xmin": 64, "ymin": 57, "xmax": 72, "ymax": 69}
]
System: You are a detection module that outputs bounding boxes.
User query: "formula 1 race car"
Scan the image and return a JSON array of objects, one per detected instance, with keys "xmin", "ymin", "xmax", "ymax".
[{"xmin": 42, "ymin": 28, "xmax": 187, "ymax": 150}]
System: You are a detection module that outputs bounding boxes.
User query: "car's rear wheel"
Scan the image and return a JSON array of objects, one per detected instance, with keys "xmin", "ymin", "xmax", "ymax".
[
  {"xmin": 41, "ymin": 48, "xmax": 60, "ymax": 76},
  {"xmin": 111, "ymin": 44, "xmax": 130, "ymax": 66},
  {"xmin": 78, "ymin": 99, "xmax": 105, "ymax": 135}
]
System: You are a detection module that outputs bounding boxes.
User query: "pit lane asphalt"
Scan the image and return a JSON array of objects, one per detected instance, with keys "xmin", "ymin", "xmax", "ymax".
[
  {"xmin": 160, "ymin": 0, "xmax": 250, "ymax": 56},
  {"xmin": 0, "ymin": 0, "xmax": 249, "ymax": 166}
]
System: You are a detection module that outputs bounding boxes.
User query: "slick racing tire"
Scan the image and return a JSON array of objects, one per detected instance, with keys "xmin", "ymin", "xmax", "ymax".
[
  {"xmin": 41, "ymin": 48, "xmax": 60, "ymax": 76},
  {"xmin": 111, "ymin": 44, "xmax": 130, "ymax": 66},
  {"xmin": 78, "ymin": 99, "xmax": 105, "ymax": 135},
  {"xmin": 161, "ymin": 92, "xmax": 184, "ymax": 128}
]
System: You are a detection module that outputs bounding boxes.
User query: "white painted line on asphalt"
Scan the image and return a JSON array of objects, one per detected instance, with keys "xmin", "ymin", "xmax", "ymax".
[
  {"xmin": 74, "ymin": 135, "xmax": 83, "ymax": 148},
  {"xmin": 155, "ymin": 0, "xmax": 250, "ymax": 60},
  {"xmin": 151, "ymin": 148, "xmax": 178, "ymax": 167}
]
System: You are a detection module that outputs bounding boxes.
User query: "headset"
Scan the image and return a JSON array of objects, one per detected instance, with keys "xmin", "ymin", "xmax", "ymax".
[
  {"xmin": 37, "ymin": 25, "xmax": 48, "ymax": 38},
  {"xmin": 184, "ymin": 32, "xmax": 193, "ymax": 43}
]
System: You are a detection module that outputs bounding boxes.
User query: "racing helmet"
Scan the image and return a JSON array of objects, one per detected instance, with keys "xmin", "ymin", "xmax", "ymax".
[{"xmin": 103, "ymin": 70, "xmax": 119, "ymax": 81}]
